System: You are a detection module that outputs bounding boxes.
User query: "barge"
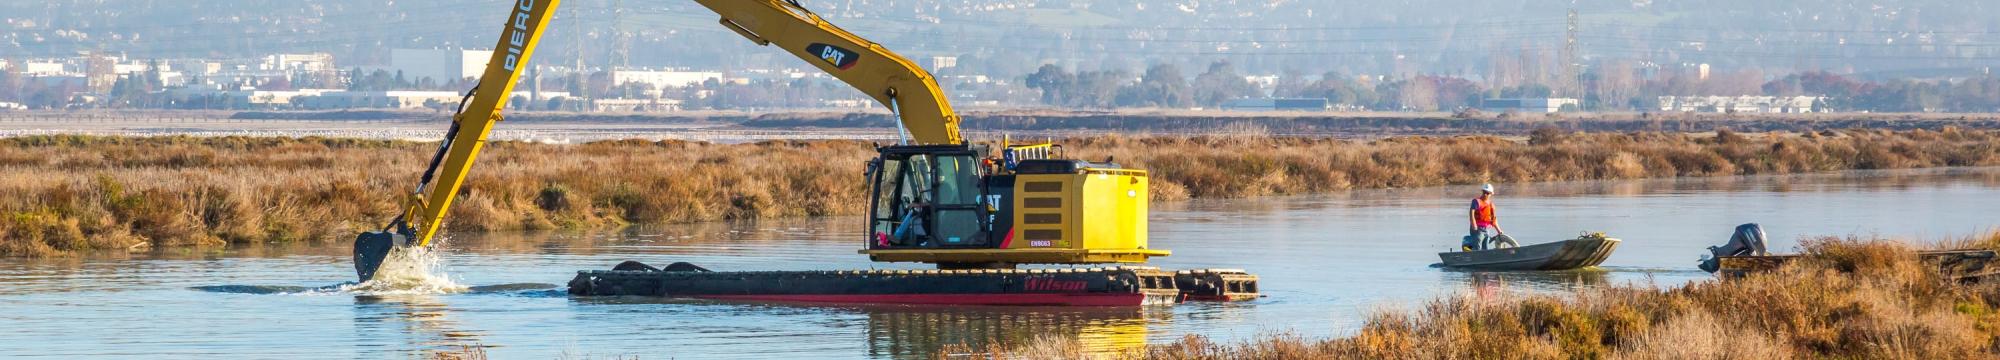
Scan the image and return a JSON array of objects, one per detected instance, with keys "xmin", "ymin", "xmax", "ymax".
[{"xmin": 567, "ymin": 261, "xmax": 1258, "ymax": 306}]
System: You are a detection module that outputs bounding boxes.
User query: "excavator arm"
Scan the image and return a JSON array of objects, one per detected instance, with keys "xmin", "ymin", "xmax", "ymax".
[
  {"xmin": 356, "ymin": 0, "xmax": 964, "ymax": 281},
  {"xmin": 696, "ymin": 0, "xmax": 962, "ymax": 145},
  {"xmin": 354, "ymin": 0, "xmax": 560, "ymax": 281},
  {"xmin": 407, "ymin": 0, "xmax": 561, "ymax": 247}
]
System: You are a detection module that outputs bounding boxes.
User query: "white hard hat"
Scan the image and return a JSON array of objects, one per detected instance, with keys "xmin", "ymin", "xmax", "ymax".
[{"xmin": 1481, "ymin": 184, "xmax": 1495, "ymax": 193}]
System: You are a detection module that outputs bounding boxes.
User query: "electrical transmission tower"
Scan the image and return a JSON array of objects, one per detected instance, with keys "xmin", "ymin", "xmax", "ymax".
[
  {"xmin": 1562, "ymin": 7, "xmax": 1580, "ymax": 99},
  {"xmin": 612, "ymin": 0, "xmax": 630, "ymax": 69},
  {"xmin": 571, "ymin": 8, "xmax": 586, "ymax": 72}
]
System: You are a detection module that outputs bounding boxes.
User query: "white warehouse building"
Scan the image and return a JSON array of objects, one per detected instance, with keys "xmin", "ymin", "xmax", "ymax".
[
  {"xmin": 611, "ymin": 70, "xmax": 726, "ymax": 90},
  {"xmin": 388, "ymin": 49, "xmax": 494, "ymax": 84}
]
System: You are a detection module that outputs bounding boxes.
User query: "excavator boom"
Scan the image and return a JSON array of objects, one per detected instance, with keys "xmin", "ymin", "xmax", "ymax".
[
  {"xmin": 412, "ymin": 0, "xmax": 561, "ymax": 247},
  {"xmin": 354, "ymin": 0, "xmax": 559, "ymax": 281},
  {"xmin": 696, "ymin": 0, "xmax": 962, "ymax": 145},
  {"xmin": 356, "ymin": 0, "xmax": 977, "ymax": 282}
]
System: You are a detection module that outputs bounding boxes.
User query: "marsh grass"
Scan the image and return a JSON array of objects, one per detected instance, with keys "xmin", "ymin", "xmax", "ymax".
[
  {"xmin": 982, "ymin": 232, "xmax": 2000, "ymax": 359},
  {"xmin": 1073, "ymin": 127, "xmax": 2000, "ymax": 200},
  {"xmin": 3, "ymin": 129, "xmax": 1998, "ymax": 256},
  {"xmin": 0, "ymin": 135, "xmax": 872, "ymax": 256}
]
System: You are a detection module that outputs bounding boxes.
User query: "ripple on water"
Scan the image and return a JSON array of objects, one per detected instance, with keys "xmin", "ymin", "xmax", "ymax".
[{"xmin": 190, "ymin": 246, "xmax": 471, "ymax": 296}]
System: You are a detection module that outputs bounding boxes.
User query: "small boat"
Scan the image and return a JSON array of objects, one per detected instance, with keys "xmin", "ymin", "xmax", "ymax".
[{"xmin": 1438, "ymin": 234, "xmax": 1621, "ymax": 271}]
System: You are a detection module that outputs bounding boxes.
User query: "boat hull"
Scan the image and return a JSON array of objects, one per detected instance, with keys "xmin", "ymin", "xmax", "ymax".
[{"xmin": 1438, "ymin": 237, "xmax": 1621, "ymax": 271}]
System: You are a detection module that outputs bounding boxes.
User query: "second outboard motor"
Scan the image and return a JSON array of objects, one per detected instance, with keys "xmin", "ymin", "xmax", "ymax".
[{"xmin": 1699, "ymin": 223, "xmax": 1769, "ymax": 273}]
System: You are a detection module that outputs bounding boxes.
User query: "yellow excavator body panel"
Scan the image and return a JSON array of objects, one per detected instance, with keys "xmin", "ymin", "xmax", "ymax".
[{"xmin": 861, "ymin": 167, "xmax": 1164, "ymax": 265}]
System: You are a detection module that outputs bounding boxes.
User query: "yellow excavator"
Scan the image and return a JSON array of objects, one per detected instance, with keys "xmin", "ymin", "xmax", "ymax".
[{"xmin": 355, "ymin": 0, "xmax": 1251, "ymax": 306}]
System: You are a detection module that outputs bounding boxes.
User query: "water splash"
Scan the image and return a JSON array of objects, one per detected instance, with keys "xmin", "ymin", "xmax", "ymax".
[{"xmin": 334, "ymin": 246, "xmax": 469, "ymax": 295}]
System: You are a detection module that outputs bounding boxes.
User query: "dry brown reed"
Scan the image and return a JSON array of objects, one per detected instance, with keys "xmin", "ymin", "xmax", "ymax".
[
  {"xmin": 1066, "ymin": 127, "xmax": 2000, "ymax": 200},
  {"xmin": 0, "ymin": 135, "xmax": 870, "ymax": 257},
  {"xmin": 3, "ymin": 129, "xmax": 1998, "ymax": 256},
  {"xmin": 989, "ymin": 232, "xmax": 2000, "ymax": 359}
]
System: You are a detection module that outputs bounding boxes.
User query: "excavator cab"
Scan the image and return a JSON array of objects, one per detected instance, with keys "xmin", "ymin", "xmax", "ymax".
[
  {"xmin": 866, "ymin": 145, "xmax": 994, "ymax": 250},
  {"xmin": 861, "ymin": 143, "xmax": 1169, "ymax": 269}
]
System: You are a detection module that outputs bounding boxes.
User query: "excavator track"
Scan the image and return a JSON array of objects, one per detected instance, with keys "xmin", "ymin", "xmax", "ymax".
[
  {"xmin": 568, "ymin": 262, "xmax": 1258, "ymax": 306},
  {"xmin": 1174, "ymin": 269, "xmax": 1261, "ymax": 302}
]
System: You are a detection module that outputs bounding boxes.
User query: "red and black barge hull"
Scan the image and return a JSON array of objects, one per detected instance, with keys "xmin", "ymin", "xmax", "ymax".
[{"xmin": 566, "ymin": 262, "xmax": 1253, "ymax": 306}]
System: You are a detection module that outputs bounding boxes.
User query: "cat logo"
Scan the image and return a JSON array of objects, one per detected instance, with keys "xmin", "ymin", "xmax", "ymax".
[{"xmin": 806, "ymin": 43, "xmax": 860, "ymax": 70}]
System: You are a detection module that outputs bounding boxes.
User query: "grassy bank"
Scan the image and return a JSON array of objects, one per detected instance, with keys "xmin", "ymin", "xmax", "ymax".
[
  {"xmin": 1083, "ymin": 128, "xmax": 2000, "ymax": 199},
  {"xmin": 0, "ymin": 136, "xmax": 872, "ymax": 257},
  {"xmin": 992, "ymin": 231, "xmax": 2000, "ymax": 359},
  {"xmin": 3, "ymin": 129, "xmax": 1998, "ymax": 256}
]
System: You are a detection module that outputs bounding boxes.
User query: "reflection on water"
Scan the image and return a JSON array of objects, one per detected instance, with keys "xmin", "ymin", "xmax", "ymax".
[
  {"xmin": 353, "ymin": 294, "xmax": 486, "ymax": 356},
  {"xmin": 865, "ymin": 307, "xmax": 1157, "ymax": 359},
  {"xmin": 1440, "ymin": 268, "xmax": 1611, "ymax": 291},
  {"xmin": 0, "ymin": 168, "xmax": 1997, "ymax": 358}
]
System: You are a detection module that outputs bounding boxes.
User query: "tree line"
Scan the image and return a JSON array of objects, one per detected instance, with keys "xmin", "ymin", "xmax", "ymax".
[
  {"xmin": 6, "ymin": 59, "xmax": 2000, "ymax": 114},
  {"xmin": 1021, "ymin": 62, "xmax": 2000, "ymax": 113}
]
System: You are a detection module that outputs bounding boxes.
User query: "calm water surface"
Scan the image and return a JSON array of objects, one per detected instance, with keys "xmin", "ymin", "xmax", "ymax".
[{"xmin": 3, "ymin": 168, "xmax": 1997, "ymax": 359}]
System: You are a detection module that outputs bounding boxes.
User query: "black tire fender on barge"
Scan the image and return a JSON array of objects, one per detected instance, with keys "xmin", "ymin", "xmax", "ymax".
[{"xmin": 567, "ymin": 262, "xmax": 1258, "ymax": 306}]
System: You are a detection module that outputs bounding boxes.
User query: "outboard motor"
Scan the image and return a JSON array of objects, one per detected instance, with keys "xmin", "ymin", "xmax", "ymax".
[{"xmin": 1699, "ymin": 223, "xmax": 1768, "ymax": 273}]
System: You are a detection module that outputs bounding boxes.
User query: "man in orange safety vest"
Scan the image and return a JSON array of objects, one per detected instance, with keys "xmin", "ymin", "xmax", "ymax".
[{"xmin": 1466, "ymin": 183, "xmax": 1506, "ymax": 250}]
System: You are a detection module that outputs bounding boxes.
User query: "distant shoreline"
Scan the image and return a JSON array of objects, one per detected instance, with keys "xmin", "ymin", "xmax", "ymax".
[{"xmin": 3, "ymin": 109, "xmax": 1999, "ymax": 142}]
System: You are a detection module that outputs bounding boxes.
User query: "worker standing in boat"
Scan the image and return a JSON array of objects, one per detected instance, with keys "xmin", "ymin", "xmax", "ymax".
[{"xmin": 1466, "ymin": 184, "xmax": 1506, "ymax": 250}]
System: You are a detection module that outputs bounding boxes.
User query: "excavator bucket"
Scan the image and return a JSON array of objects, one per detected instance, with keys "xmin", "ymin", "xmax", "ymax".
[{"xmin": 353, "ymin": 231, "xmax": 404, "ymax": 282}]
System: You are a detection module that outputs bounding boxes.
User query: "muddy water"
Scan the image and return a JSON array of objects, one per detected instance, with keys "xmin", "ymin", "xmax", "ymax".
[{"xmin": 2, "ymin": 168, "xmax": 1997, "ymax": 359}]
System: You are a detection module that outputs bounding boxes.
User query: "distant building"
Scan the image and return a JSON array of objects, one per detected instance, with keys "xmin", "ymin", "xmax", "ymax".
[
  {"xmin": 510, "ymin": 90, "xmax": 570, "ymax": 100},
  {"xmin": 942, "ymin": 75, "xmax": 991, "ymax": 84},
  {"xmin": 1658, "ymin": 96, "xmax": 1824, "ymax": 113},
  {"xmin": 609, "ymin": 70, "xmax": 724, "ymax": 91},
  {"xmin": 590, "ymin": 98, "xmax": 683, "ymax": 112},
  {"xmin": 387, "ymin": 49, "xmax": 493, "ymax": 84},
  {"xmin": 164, "ymin": 88, "xmax": 339, "ymax": 109},
  {"xmin": 1244, "ymin": 75, "xmax": 1281, "ymax": 89},
  {"xmin": 927, "ymin": 56, "xmax": 958, "ymax": 70},
  {"xmin": 167, "ymin": 60, "xmax": 223, "ymax": 76},
  {"xmin": 821, "ymin": 99, "xmax": 876, "ymax": 109},
  {"xmin": 24, "ymin": 62, "xmax": 68, "ymax": 76},
  {"xmin": 225, "ymin": 89, "xmax": 336, "ymax": 106},
  {"xmin": 296, "ymin": 90, "xmax": 464, "ymax": 109},
  {"xmin": 1481, "ymin": 98, "xmax": 1580, "ymax": 113},
  {"xmin": 264, "ymin": 53, "xmax": 335, "ymax": 72},
  {"xmin": 1222, "ymin": 98, "xmax": 1331, "ymax": 111},
  {"xmin": 113, "ymin": 63, "xmax": 156, "ymax": 75}
]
